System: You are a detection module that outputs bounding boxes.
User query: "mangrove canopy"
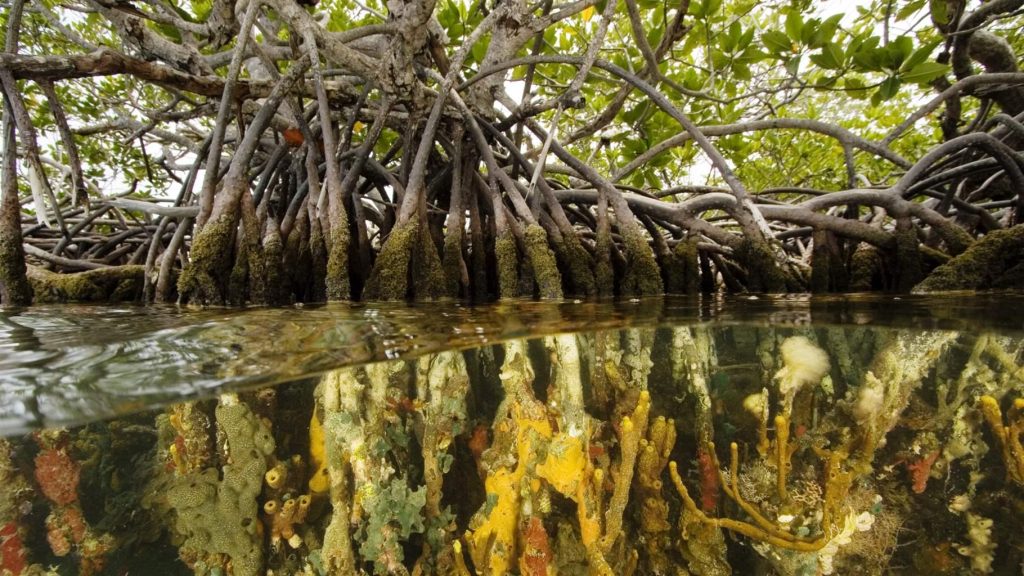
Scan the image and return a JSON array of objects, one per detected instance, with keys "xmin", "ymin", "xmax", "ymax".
[{"xmin": 1, "ymin": 0, "xmax": 1024, "ymax": 305}]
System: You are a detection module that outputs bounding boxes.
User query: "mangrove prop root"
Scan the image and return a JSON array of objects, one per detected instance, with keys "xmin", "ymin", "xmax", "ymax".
[
  {"xmin": 913, "ymin": 224, "xmax": 1024, "ymax": 293},
  {"xmin": 27, "ymin": 264, "xmax": 144, "ymax": 303}
]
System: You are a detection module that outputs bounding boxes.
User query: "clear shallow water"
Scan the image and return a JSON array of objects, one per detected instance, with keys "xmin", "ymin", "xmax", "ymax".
[
  {"xmin": 1, "ymin": 294, "xmax": 1023, "ymax": 435},
  {"xmin": 1, "ymin": 294, "xmax": 1023, "ymax": 576}
]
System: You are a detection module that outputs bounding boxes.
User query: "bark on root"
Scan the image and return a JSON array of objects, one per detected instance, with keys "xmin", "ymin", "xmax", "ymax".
[{"xmin": 0, "ymin": 230, "xmax": 32, "ymax": 305}]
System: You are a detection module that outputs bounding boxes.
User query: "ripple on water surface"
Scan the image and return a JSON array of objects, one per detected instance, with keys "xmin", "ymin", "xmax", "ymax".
[{"xmin": 1, "ymin": 294, "xmax": 1022, "ymax": 435}]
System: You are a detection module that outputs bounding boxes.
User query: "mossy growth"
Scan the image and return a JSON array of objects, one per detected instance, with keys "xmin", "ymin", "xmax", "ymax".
[
  {"xmin": 810, "ymin": 244, "xmax": 831, "ymax": 294},
  {"xmin": 594, "ymin": 227, "xmax": 615, "ymax": 298},
  {"xmin": 283, "ymin": 220, "xmax": 307, "ymax": 290},
  {"xmin": 849, "ymin": 244, "xmax": 882, "ymax": 291},
  {"xmin": 810, "ymin": 229, "xmax": 850, "ymax": 294},
  {"xmin": 523, "ymin": 224, "xmax": 563, "ymax": 299},
  {"xmin": 227, "ymin": 237, "xmax": 251, "ymax": 306},
  {"xmin": 553, "ymin": 232, "xmax": 596, "ymax": 297},
  {"xmin": 0, "ymin": 228, "xmax": 32, "ymax": 305},
  {"xmin": 619, "ymin": 223, "xmax": 664, "ymax": 297},
  {"xmin": 262, "ymin": 226, "xmax": 286, "ymax": 305},
  {"xmin": 362, "ymin": 220, "xmax": 445, "ymax": 300},
  {"xmin": 363, "ymin": 221, "xmax": 416, "ymax": 300},
  {"xmin": 27, "ymin": 264, "xmax": 143, "ymax": 303},
  {"xmin": 734, "ymin": 238, "xmax": 788, "ymax": 293},
  {"xmin": 442, "ymin": 231, "xmax": 465, "ymax": 297},
  {"xmin": 914, "ymin": 224, "xmax": 1024, "ymax": 292},
  {"xmin": 177, "ymin": 216, "xmax": 235, "ymax": 305},
  {"xmin": 939, "ymin": 223, "xmax": 973, "ymax": 257},
  {"xmin": 308, "ymin": 221, "xmax": 328, "ymax": 303},
  {"xmin": 245, "ymin": 242, "xmax": 268, "ymax": 307},
  {"xmin": 664, "ymin": 236, "xmax": 700, "ymax": 295},
  {"xmin": 494, "ymin": 230, "xmax": 520, "ymax": 299},
  {"xmin": 326, "ymin": 225, "xmax": 351, "ymax": 301},
  {"xmin": 893, "ymin": 218, "xmax": 923, "ymax": 293},
  {"xmin": 410, "ymin": 221, "xmax": 446, "ymax": 300},
  {"xmin": 166, "ymin": 398, "xmax": 276, "ymax": 576}
]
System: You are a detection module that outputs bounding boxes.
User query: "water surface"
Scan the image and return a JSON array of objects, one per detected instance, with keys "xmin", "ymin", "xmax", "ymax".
[
  {"xmin": 2, "ymin": 294, "xmax": 1022, "ymax": 435},
  {"xmin": 1, "ymin": 294, "xmax": 1023, "ymax": 575}
]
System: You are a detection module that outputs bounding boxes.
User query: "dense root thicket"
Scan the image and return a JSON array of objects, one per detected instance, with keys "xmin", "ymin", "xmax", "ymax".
[
  {"xmin": 1, "ymin": 0, "xmax": 1024, "ymax": 305},
  {"xmin": 3, "ymin": 327, "xmax": 1024, "ymax": 574}
]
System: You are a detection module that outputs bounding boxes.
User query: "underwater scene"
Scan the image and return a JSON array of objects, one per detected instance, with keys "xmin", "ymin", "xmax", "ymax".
[{"xmin": 1, "ymin": 296, "xmax": 1023, "ymax": 575}]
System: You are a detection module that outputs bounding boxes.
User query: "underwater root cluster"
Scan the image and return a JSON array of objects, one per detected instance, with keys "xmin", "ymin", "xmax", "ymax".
[
  {"xmin": 669, "ymin": 437, "xmax": 853, "ymax": 554},
  {"xmin": 0, "ymin": 328, "xmax": 1023, "ymax": 575}
]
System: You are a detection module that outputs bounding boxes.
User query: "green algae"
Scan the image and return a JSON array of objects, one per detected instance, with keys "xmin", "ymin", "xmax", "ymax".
[
  {"xmin": 410, "ymin": 221, "xmax": 446, "ymax": 300},
  {"xmin": 326, "ymin": 226, "xmax": 351, "ymax": 302},
  {"xmin": 27, "ymin": 264, "xmax": 143, "ymax": 303},
  {"xmin": 494, "ymin": 230, "xmax": 519, "ymax": 299},
  {"xmin": 894, "ymin": 218, "xmax": 924, "ymax": 293},
  {"xmin": 734, "ymin": 238, "xmax": 788, "ymax": 293},
  {"xmin": 363, "ymin": 221, "xmax": 416, "ymax": 301},
  {"xmin": 914, "ymin": 224, "xmax": 1024, "ymax": 292},
  {"xmin": 177, "ymin": 217, "xmax": 235, "ymax": 305},
  {"xmin": 664, "ymin": 236, "xmax": 700, "ymax": 295},
  {"xmin": 356, "ymin": 477, "xmax": 427, "ymax": 574},
  {"xmin": 523, "ymin": 224, "xmax": 563, "ymax": 299},
  {"xmin": 618, "ymin": 224, "xmax": 664, "ymax": 297}
]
